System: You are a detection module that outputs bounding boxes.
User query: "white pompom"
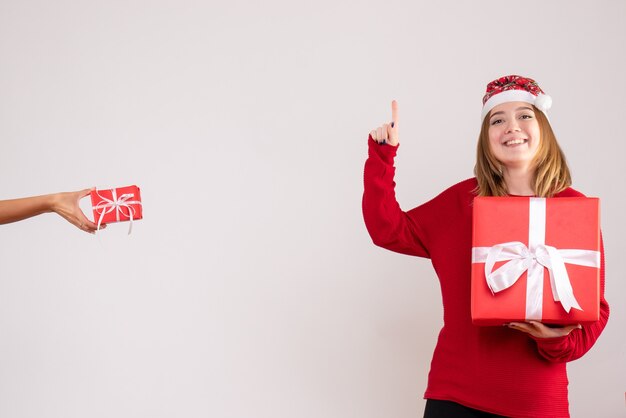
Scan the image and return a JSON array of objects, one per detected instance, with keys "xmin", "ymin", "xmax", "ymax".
[{"xmin": 534, "ymin": 94, "xmax": 552, "ymax": 113}]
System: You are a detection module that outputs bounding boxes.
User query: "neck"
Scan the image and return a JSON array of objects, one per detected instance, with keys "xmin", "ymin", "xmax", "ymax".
[{"xmin": 502, "ymin": 166, "xmax": 535, "ymax": 196}]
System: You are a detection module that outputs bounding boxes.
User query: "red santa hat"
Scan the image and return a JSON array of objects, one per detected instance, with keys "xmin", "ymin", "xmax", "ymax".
[{"xmin": 481, "ymin": 75, "xmax": 552, "ymax": 121}]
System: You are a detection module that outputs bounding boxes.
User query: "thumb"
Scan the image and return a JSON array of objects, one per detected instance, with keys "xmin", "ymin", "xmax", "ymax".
[
  {"xmin": 79, "ymin": 188, "xmax": 95, "ymax": 198},
  {"xmin": 567, "ymin": 324, "xmax": 583, "ymax": 334}
]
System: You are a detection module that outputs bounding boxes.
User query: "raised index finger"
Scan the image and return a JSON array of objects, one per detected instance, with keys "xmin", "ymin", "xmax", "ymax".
[{"xmin": 391, "ymin": 100, "xmax": 399, "ymax": 127}]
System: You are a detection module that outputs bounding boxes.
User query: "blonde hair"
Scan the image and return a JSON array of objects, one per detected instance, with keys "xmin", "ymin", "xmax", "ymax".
[{"xmin": 474, "ymin": 106, "xmax": 572, "ymax": 197}]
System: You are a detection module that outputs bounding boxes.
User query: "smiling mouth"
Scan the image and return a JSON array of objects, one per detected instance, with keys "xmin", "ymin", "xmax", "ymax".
[{"xmin": 503, "ymin": 138, "xmax": 528, "ymax": 146}]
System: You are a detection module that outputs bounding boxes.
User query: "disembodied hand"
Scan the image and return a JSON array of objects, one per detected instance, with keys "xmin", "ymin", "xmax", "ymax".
[
  {"xmin": 369, "ymin": 100, "xmax": 399, "ymax": 146},
  {"xmin": 50, "ymin": 188, "xmax": 104, "ymax": 234}
]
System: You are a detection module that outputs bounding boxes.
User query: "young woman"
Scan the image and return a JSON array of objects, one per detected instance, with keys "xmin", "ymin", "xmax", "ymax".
[
  {"xmin": 0, "ymin": 188, "xmax": 104, "ymax": 234},
  {"xmin": 362, "ymin": 75, "xmax": 609, "ymax": 418}
]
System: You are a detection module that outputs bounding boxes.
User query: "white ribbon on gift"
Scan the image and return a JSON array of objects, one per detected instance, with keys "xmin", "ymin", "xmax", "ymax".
[
  {"xmin": 471, "ymin": 198, "xmax": 600, "ymax": 321},
  {"xmin": 93, "ymin": 188, "xmax": 142, "ymax": 235}
]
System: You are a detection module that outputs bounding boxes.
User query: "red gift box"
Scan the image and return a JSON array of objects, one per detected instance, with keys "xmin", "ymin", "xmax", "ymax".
[
  {"xmin": 471, "ymin": 196, "xmax": 600, "ymax": 326},
  {"xmin": 91, "ymin": 185, "xmax": 143, "ymax": 233}
]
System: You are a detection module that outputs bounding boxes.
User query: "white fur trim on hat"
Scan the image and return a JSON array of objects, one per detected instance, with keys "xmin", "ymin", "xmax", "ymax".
[
  {"xmin": 533, "ymin": 94, "xmax": 552, "ymax": 114},
  {"xmin": 481, "ymin": 90, "xmax": 552, "ymax": 121}
]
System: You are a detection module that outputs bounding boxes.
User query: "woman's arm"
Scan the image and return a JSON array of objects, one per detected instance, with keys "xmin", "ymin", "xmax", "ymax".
[
  {"xmin": 0, "ymin": 189, "xmax": 103, "ymax": 234},
  {"xmin": 363, "ymin": 101, "xmax": 429, "ymax": 258},
  {"xmin": 509, "ymin": 236, "xmax": 610, "ymax": 362}
]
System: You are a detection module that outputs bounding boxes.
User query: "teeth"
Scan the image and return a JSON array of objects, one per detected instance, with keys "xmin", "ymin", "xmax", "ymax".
[{"xmin": 505, "ymin": 139, "xmax": 526, "ymax": 146}]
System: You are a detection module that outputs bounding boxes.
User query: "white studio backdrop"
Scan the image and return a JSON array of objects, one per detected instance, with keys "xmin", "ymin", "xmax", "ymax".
[{"xmin": 0, "ymin": 1, "xmax": 624, "ymax": 417}]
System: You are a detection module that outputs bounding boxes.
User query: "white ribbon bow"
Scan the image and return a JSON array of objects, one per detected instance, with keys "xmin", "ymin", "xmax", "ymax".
[
  {"xmin": 472, "ymin": 198, "xmax": 600, "ymax": 321},
  {"xmin": 93, "ymin": 188, "xmax": 142, "ymax": 235}
]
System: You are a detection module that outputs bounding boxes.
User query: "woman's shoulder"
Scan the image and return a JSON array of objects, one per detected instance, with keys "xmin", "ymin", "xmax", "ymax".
[
  {"xmin": 422, "ymin": 177, "xmax": 477, "ymax": 206},
  {"xmin": 440, "ymin": 177, "xmax": 478, "ymax": 196},
  {"xmin": 408, "ymin": 177, "xmax": 477, "ymax": 216},
  {"xmin": 554, "ymin": 186, "xmax": 589, "ymax": 198}
]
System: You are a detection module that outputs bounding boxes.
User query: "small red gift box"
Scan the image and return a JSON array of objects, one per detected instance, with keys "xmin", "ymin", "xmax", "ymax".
[
  {"xmin": 91, "ymin": 185, "xmax": 143, "ymax": 233},
  {"xmin": 471, "ymin": 196, "xmax": 600, "ymax": 326}
]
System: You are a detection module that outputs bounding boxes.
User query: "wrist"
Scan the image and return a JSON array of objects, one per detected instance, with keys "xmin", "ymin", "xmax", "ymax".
[{"xmin": 46, "ymin": 193, "xmax": 62, "ymax": 214}]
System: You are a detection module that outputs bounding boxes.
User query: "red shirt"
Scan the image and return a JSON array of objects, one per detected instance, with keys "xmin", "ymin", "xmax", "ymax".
[{"xmin": 362, "ymin": 137, "xmax": 609, "ymax": 418}]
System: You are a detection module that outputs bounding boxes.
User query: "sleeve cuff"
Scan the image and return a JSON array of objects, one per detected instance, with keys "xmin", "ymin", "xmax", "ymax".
[
  {"xmin": 530, "ymin": 334, "xmax": 569, "ymax": 345},
  {"xmin": 368, "ymin": 135, "xmax": 399, "ymax": 163}
]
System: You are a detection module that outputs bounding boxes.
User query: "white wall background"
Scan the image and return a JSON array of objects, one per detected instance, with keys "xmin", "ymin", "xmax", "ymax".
[{"xmin": 1, "ymin": 1, "xmax": 624, "ymax": 417}]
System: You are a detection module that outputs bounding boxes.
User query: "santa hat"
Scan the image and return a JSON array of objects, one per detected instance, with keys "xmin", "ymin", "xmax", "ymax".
[{"xmin": 481, "ymin": 75, "xmax": 552, "ymax": 121}]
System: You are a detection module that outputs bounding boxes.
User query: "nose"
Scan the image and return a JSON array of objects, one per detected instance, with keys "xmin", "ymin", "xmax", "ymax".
[{"xmin": 506, "ymin": 119, "xmax": 521, "ymax": 133}]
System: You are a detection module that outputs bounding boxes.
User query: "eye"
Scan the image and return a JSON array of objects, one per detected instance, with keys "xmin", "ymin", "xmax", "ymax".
[
  {"xmin": 490, "ymin": 118, "xmax": 503, "ymax": 126},
  {"xmin": 520, "ymin": 114, "xmax": 534, "ymax": 120}
]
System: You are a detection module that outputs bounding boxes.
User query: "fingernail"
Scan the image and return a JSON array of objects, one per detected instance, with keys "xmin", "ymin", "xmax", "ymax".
[{"xmin": 390, "ymin": 122, "xmax": 395, "ymax": 128}]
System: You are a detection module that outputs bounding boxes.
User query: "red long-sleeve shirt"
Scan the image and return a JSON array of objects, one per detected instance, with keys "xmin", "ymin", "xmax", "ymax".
[{"xmin": 362, "ymin": 137, "xmax": 610, "ymax": 418}]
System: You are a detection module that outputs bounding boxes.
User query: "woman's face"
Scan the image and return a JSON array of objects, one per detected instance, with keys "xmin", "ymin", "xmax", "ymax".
[{"xmin": 487, "ymin": 101, "xmax": 541, "ymax": 171}]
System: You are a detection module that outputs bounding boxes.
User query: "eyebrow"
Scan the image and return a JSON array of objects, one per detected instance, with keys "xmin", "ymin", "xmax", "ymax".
[{"xmin": 490, "ymin": 106, "xmax": 535, "ymax": 119}]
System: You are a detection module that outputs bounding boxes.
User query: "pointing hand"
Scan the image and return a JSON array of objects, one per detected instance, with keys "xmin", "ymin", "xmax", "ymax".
[{"xmin": 369, "ymin": 100, "xmax": 399, "ymax": 146}]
